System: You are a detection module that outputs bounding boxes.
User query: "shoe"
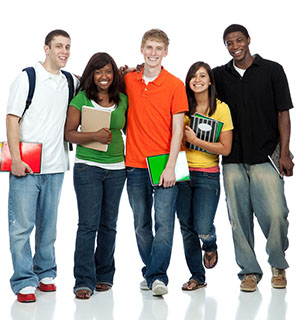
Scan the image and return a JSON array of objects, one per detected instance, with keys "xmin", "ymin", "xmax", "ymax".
[
  {"xmin": 151, "ymin": 280, "xmax": 168, "ymax": 296},
  {"xmin": 96, "ymin": 283, "xmax": 112, "ymax": 292},
  {"xmin": 203, "ymin": 250, "xmax": 218, "ymax": 269},
  {"xmin": 38, "ymin": 278, "xmax": 56, "ymax": 292},
  {"xmin": 271, "ymin": 267, "xmax": 287, "ymax": 289},
  {"xmin": 182, "ymin": 279, "xmax": 207, "ymax": 291},
  {"xmin": 17, "ymin": 293, "xmax": 36, "ymax": 303},
  {"xmin": 240, "ymin": 274, "xmax": 258, "ymax": 292},
  {"xmin": 17, "ymin": 286, "xmax": 36, "ymax": 303},
  {"xmin": 140, "ymin": 279, "xmax": 149, "ymax": 290},
  {"xmin": 75, "ymin": 289, "xmax": 91, "ymax": 300}
]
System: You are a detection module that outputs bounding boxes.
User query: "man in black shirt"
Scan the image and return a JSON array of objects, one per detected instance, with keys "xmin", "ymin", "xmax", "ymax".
[{"xmin": 213, "ymin": 24, "xmax": 294, "ymax": 292}]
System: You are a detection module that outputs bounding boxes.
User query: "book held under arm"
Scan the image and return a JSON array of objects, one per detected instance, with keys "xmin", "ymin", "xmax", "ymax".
[
  {"xmin": 0, "ymin": 141, "xmax": 42, "ymax": 173},
  {"xmin": 81, "ymin": 106, "xmax": 111, "ymax": 152},
  {"xmin": 146, "ymin": 151, "xmax": 190, "ymax": 186},
  {"xmin": 186, "ymin": 113, "xmax": 223, "ymax": 153}
]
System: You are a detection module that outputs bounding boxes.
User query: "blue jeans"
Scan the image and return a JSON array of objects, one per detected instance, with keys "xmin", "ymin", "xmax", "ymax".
[
  {"xmin": 126, "ymin": 167, "xmax": 178, "ymax": 287},
  {"xmin": 223, "ymin": 163, "xmax": 289, "ymax": 281},
  {"xmin": 73, "ymin": 164, "xmax": 126, "ymax": 293},
  {"xmin": 176, "ymin": 171, "xmax": 220, "ymax": 283},
  {"xmin": 8, "ymin": 173, "xmax": 64, "ymax": 294}
]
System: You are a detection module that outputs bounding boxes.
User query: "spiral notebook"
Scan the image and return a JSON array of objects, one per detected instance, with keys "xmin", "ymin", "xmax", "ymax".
[{"xmin": 186, "ymin": 113, "xmax": 223, "ymax": 153}]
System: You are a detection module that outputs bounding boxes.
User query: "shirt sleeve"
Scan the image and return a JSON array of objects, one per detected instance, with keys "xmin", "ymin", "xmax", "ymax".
[
  {"xmin": 7, "ymin": 72, "xmax": 29, "ymax": 117},
  {"xmin": 218, "ymin": 101, "xmax": 234, "ymax": 132},
  {"xmin": 272, "ymin": 64, "xmax": 293, "ymax": 111},
  {"xmin": 171, "ymin": 80, "xmax": 189, "ymax": 115},
  {"xmin": 70, "ymin": 91, "xmax": 86, "ymax": 111}
]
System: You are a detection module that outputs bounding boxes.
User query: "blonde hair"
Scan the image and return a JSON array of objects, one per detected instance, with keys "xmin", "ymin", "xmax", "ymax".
[{"xmin": 141, "ymin": 29, "xmax": 169, "ymax": 49}]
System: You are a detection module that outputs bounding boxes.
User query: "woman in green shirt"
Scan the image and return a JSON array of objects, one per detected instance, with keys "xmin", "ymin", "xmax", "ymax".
[{"xmin": 65, "ymin": 52, "xmax": 127, "ymax": 300}]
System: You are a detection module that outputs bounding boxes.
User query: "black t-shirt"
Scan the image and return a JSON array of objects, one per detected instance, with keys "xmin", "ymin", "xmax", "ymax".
[{"xmin": 213, "ymin": 55, "xmax": 293, "ymax": 165}]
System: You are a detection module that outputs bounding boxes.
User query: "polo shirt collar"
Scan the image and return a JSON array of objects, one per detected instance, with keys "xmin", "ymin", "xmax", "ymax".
[
  {"xmin": 225, "ymin": 54, "xmax": 263, "ymax": 72},
  {"xmin": 137, "ymin": 66, "xmax": 167, "ymax": 86},
  {"xmin": 35, "ymin": 61, "xmax": 65, "ymax": 82}
]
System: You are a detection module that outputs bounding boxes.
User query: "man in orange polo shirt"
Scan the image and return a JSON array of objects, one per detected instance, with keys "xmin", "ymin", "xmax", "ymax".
[{"xmin": 125, "ymin": 29, "xmax": 188, "ymax": 296}]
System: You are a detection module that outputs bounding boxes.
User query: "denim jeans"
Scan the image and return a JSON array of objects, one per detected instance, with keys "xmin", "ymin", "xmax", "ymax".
[
  {"xmin": 126, "ymin": 167, "xmax": 178, "ymax": 287},
  {"xmin": 73, "ymin": 164, "xmax": 126, "ymax": 293},
  {"xmin": 176, "ymin": 171, "xmax": 220, "ymax": 283},
  {"xmin": 8, "ymin": 173, "xmax": 64, "ymax": 294},
  {"xmin": 223, "ymin": 163, "xmax": 289, "ymax": 281}
]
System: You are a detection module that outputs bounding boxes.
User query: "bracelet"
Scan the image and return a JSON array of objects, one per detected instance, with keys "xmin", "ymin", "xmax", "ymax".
[{"xmin": 191, "ymin": 136, "xmax": 197, "ymax": 144}]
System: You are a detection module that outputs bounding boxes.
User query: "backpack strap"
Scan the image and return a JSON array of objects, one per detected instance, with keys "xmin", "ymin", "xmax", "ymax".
[
  {"xmin": 21, "ymin": 67, "xmax": 36, "ymax": 120},
  {"xmin": 61, "ymin": 70, "xmax": 75, "ymax": 151},
  {"xmin": 61, "ymin": 70, "xmax": 75, "ymax": 105}
]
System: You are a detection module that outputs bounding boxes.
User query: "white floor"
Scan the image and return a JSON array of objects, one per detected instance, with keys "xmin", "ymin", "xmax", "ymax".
[{"xmin": 0, "ymin": 170, "xmax": 299, "ymax": 320}]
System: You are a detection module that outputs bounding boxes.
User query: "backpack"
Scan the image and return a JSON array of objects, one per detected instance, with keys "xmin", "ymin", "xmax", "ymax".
[{"xmin": 21, "ymin": 66, "xmax": 75, "ymax": 150}]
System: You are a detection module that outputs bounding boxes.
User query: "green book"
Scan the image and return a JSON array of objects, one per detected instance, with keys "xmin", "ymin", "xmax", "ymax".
[{"xmin": 146, "ymin": 151, "xmax": 190, "ymax": 186}]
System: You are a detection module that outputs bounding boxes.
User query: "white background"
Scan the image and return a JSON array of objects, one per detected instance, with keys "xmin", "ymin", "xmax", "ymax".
[{"xmin": 0, "ymin": 0, "xmax": 299, "ymax": 319}]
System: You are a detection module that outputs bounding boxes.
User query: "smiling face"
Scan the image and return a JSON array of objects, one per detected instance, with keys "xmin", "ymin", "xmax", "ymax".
[
  {"xmin": 141, "ymin": 39, "xmax": 168, "ymax": 69},
  {"xmin": 93, "ymin": 63, "xmax": 114, "ymax": 93},
  {"xmin": 224, "ymin": 31, "xmax": 251, "ymax": 66},
  {"xmin": 189, "ymin": 66, "xmax": 211, "ymax": 94},
  {"xmin": 44, "ymin": 35, "xmax": 70, "ymax": 71}
]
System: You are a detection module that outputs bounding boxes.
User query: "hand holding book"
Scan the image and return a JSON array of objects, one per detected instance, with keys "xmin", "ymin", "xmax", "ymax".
[{"xmin": 94, "ymin": 128, "xmax": 112, "ymax": 145}]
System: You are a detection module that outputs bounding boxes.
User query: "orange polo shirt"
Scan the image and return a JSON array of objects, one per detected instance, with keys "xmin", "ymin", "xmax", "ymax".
[{"xmin": 125, "ymin": 67, "xmax": 188, "ymax": 168}]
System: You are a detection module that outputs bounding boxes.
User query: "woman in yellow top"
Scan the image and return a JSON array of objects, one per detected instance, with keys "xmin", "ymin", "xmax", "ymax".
[{"xmin": 177, "ymin": 61, "xmax": 233, "ymax": 291}]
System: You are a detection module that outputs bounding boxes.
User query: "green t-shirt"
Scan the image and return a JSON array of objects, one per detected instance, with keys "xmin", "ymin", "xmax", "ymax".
[{"xmin": 70, "ymin": 91, "xmax": 128, "ymax": 164}]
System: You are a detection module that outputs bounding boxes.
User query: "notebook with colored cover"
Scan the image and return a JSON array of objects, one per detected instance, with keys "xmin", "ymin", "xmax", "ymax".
[
  {"xmin": 81, "ymin": 106, "xmax": 111, "ymax": 152},
  {"xmin": 186, "ymin": 114, "xmax": 223, "ymax": 153},
  {"xmin": 0, "ymin": 141, "xmax": 42, "ymax": 173},
  {"xmin": 146, "ymin": 151, "xmax": 190, "ymax": 186}
]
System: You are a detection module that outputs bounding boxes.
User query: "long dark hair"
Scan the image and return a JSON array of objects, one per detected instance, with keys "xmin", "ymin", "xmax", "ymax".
[
  {"xmin": 185, "ymin": 61, "xmax": 217, "ymax": 117},
  {"xmin": 79, "ymin": 52, "xmax": 123, "ymax": 106}
]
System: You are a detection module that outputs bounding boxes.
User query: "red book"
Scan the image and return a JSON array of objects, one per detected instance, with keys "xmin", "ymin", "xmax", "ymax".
[{"xmin": 0, "ymin": 142, "xmax": 42, "ymax": 173}]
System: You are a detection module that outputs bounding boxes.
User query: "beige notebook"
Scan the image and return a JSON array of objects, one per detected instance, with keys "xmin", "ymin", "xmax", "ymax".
[{"xmin": 81, "ymin": 106, "xmax": 111, "ymax": 152}]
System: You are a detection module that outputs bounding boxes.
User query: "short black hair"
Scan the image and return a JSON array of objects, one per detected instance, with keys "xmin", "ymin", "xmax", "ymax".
[
  {"xmin": 45, "ymin": 29, "xmax": 70, "ymax": 46},
  {"xmin": 223, "ymin": 24, "xmax": 250, "ymax": 43}
]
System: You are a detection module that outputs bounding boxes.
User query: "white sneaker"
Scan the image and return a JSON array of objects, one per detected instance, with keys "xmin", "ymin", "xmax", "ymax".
[
  {"xmin": 19, "ymin": 286, "xmax": 36, "ymax": 295},
  {"xmin": 40, "ymin": 277, "xmax": 55, "ymax": 285},
  {"xmin": 151, "ymin": 280, "xmax": 168, "ymax": 296},
  {"xmin": 140, "ymin": 279, "xmax": 149, "ymax": 290}
]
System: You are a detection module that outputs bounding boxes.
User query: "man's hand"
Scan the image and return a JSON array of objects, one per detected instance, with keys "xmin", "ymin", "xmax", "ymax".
[
  {"xmin": 159, "ymin": 166, "xmax": 176, "ymax": 188},
  {"xmin": 119, "ymin": 65, "xmax": 136, "ymax": 77},
  {"xmin": 119, "ymin": 63, "xmax": 144, "ymax": 76},
  {"xmin": 11, "ymin": 160, "xmax": 33, "ymax": 176},
  {"xmin": 279, "ymin": 154, "xmax": 294, "ymax": 177}
]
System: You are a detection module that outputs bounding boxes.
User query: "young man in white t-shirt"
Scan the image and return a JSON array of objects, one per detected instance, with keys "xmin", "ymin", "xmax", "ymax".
[{"xmin": 6, "ymin": 29, "xmax": 78, "ymax": 303}]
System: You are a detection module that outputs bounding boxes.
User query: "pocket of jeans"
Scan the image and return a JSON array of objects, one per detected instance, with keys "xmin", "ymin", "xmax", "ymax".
[
  {"xmin": 205, "ymin": 172, "xmax": 220, "ymax": 182},
  {"xmin": 74, "ymin": 163, "xmax": 88, "ymax": 172},
  {"xmin": 126, "ymin": 167, "xmax": 136, "ymax": 174}
]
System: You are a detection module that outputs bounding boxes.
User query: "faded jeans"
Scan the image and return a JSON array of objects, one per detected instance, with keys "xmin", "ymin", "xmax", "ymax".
[
  {"xmin": 8, "ymin": 173, "xmax": 64, "ymax": 294},
  {"xmin": 223, "ymin": 163, "xmax": 289, "ymax": 281}
]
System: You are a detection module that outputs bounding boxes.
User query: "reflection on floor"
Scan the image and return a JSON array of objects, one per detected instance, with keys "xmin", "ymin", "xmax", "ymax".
[{"xmin": 1, "ymin": 175, "xmax": 298, "ymax": 320}]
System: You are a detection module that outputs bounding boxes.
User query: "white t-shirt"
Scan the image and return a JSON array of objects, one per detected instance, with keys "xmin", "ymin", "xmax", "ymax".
[
  {"xmin": 7, "ymin": 62, "xmax": 79, "ymax": 174},
  {"xmin": 233, "ymin": 63, "xmax": 246, "ymax": 77}
]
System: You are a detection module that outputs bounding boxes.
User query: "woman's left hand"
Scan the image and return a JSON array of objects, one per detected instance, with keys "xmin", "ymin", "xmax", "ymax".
[{"xmin": 184, "ymin": 126, "xmax": 196, "ymax": 143}]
